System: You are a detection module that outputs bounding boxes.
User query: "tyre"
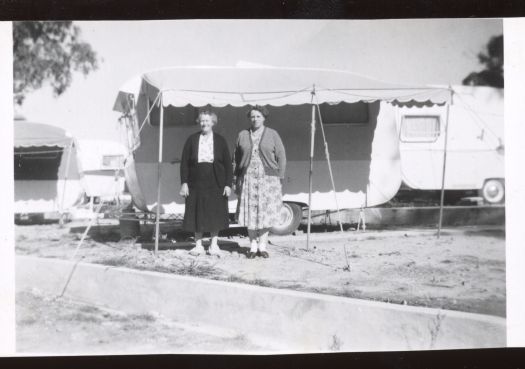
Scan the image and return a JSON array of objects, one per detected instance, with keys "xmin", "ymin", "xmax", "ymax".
[
  {"xmin": 270, "ymin": 202, "xmax": 303, "ymax": 235},
  {"xmin": 480, "ymin": 179, "xmax": 505, "ymax": 204}
]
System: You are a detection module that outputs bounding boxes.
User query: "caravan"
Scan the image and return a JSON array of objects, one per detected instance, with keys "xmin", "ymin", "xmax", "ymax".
[
  {"xmin": 113, "ymin": 66, "xmax": 502, "ymax": 235},
  {"xmin": 14, "ymin": 120, "xmax": 84, "ymax": 223},
  {"xmin": 396, "ymin": 85, "xmax": 504, "ymax": 203},
  {"xmin": 76, "ymin": 139, "xmax": 127, "ymax": 206}
]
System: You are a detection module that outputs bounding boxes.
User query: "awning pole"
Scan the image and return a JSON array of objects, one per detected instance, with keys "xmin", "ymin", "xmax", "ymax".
[
  {"xmin": 59, "ymin": 140, "xmax": 74, "ymax": 226},
  {"xmin": 438, "ymin": 88, "xmax": 453, "ymax": 238},
  {"xmin": 307, "ymin": 89, "xmax": 316, "ymax": 252},
  {"xmin": 154, "ymin": 93, "xmax": 164, "ymax": 255}
]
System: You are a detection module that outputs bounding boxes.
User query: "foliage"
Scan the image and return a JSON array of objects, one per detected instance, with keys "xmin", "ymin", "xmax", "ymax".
[
  {"xmin": 462, "ymin": 35, "xmax": 503, "ymax": 88},
  {"xmin": 13, "ymin": 21, "xmax": 99, "ymax": 105}
]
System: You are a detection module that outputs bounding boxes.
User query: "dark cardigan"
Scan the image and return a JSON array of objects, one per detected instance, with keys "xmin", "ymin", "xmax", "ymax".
[{"xmin": 180, "ymin": 132, "xmax": 233, "ymax": 189}]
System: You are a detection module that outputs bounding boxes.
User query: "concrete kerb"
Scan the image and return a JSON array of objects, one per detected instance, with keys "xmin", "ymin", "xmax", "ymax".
[{"xmin": 16, "ymin": 255, "xmax": 506, "ymax": 353}]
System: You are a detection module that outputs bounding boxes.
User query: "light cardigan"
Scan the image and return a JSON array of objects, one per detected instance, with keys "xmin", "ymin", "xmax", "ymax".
[{"xmin": 233, "ymin": 127, "xmax": 286, "ymax": 179}]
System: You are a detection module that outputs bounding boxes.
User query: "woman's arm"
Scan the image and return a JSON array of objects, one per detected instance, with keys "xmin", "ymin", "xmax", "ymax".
[
  {"xmin": 222, "ymin": 136, "xmax": 234, "ymax": 188},
  {"xmin": 274, "ymin": 131, "xmax": 287, "ymax": 179},
  {"xmin": 232, "ymin": 134, "xmax": 242, "ymax": 195},
  {"xmin": 232, "ymin": 134, "xmax": 241, "ymax": 177},
  {"xmin": 180, "ymin": 136, "xmax": 192, "ymax": 185}
]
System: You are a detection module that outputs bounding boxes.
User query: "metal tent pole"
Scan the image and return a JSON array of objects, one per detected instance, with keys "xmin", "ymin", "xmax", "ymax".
[
  {"xmin": 437, "ymin": 88, "xmax": 453, "ymax": 238},
  {"xmin": 59, "ymin": 140, "xmax": 74, "ymax": 226},
  {"xmin": 154, "ymin": 93, "xmax": 165, "ymax": 255},
  {"xmin": 307, "ymin": 90, "xmax": 316, "ymax": 251}
]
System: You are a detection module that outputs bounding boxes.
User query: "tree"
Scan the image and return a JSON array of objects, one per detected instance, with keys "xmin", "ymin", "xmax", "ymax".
[
  {"xmin": 13, "ymin": 21, "xmax": 99, "ymax": 105},
  {"xmin": 462, "ymin": 35, "xmax": 503, "ymax": 88}
]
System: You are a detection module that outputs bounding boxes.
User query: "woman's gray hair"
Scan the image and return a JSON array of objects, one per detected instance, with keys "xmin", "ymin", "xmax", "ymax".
[{"xmin": 196, "ymin": 109, "xmax": 218, "ymax": 125}]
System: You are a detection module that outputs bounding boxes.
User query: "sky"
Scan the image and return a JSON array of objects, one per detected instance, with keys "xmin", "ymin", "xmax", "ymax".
[{"xmin": 18, "ymin": 19, "xmax": 503, "ymax": 143}]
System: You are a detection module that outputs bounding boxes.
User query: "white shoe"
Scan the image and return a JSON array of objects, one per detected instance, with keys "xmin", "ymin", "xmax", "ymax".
[
  {"xmin": 250, "ymin": 240, "xmax": 258, "ymax": 254},
  {"xmin": 208, "ymin": 243, "xmax": 223, "ymax": 257},
  {"xmin": 189, "ymin": 245, "xmax": 205, "ymax": 256}
]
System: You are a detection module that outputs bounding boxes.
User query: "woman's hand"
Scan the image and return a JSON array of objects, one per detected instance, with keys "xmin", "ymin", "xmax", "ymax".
[
  {"xmin": 180, "ymin": 183, "xmax": 189, "ymax": 197},
  {"xmin": 234, "ymin": 177, "xmax": 242, "ymax": 195},
  {"xmin": 223, "ymin": 186, "xmax": 231, "ymax": 197}
]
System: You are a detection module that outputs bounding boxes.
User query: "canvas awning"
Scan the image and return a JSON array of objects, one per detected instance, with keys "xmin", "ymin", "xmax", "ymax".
[
  {"xmin": 14, "ymin": 121, "xmax": 73, "ymax": 149},
  {"xmin": 113, "ymin": 66, "xmax": 452, "ymax": 112},
  {"xmin": 113, "ymin": 65, "xmax": 455, "ymax": 254}
]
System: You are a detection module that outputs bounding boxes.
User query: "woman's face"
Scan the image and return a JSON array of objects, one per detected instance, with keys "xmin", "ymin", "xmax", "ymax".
[
  {"xmin": 199, "ymin": 114, "xmax": 214, "ymax": 134},
  {"xmin": 249, "ymin": 110, "xmax": 265, "ymax": 129}
]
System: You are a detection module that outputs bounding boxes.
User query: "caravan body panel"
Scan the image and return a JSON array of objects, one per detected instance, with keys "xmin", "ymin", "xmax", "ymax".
[{"xmin": 126, "ymin": 100, "xmax": 402, "ymax": 214}]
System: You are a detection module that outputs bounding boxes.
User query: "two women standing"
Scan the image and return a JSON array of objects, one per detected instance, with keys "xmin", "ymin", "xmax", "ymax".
[{"xmin": 179, "ymin": 106, "xmax": 286, "ymax": 258}]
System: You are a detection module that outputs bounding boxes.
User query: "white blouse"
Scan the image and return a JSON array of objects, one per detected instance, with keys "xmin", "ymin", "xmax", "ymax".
[{"xmin": 198, "ymin": 133, "xmax": 214, "ymax": 163}]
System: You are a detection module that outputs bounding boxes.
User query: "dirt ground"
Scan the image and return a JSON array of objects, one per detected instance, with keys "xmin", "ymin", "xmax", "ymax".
[
  {"xmin": 16, "ymin": 288, "xmax": 264, "ymax": 354},
  {"xmin": 15, "ymin": 222, "xmax": 506, "ymax": 318}
]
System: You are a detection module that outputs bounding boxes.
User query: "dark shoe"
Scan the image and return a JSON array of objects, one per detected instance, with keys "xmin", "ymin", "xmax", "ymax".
[
  {"xmin": 247, "ymin": 252, "xmax": 257, "ymax": 259},
  {"xmin": 259, "ymin": 251, "xmax": 269, "ymax": 258}
]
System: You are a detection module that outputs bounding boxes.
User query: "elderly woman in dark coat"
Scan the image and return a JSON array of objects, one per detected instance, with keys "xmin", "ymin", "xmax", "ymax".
[
  {"xmin": 234, "ymin": 105, "xmax": 286, "ymax": 259},
  {"xmin": 180, "ymin": 110, "xmax": 233, "ymax": 256}
]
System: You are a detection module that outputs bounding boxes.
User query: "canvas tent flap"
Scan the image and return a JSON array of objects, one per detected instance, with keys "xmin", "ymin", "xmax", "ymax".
[
  {"xmin": 14, "ymin": 121, "xmax": 73, "ymax": 149},
  {"xmin": 112, "ymin": 75, "xmax": 143, "ymax": 112},
  {"xmin": 113, "ymin": 66, "xmax": 452, "ymax": 112}
]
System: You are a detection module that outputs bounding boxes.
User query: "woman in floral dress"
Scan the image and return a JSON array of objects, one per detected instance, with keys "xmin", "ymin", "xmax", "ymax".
[{"xmin": 234, "ymin": 105, "xmax": 286, "ymax": 259}]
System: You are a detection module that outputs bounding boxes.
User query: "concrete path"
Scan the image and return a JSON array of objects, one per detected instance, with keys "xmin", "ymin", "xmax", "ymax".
[{"xmin": 16, "ymin": 255, "xmax": 506, "ymax": 353}]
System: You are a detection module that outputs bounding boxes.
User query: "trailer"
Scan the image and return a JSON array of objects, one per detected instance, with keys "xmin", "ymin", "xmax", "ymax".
[
  {"xmin": 76, "ymin": 139, "xmax": 127, "ymax": 201},
  {"xmin": 396, "ymin": 85, "xmax": 504, "ymax": 203},
  {"xmin": 113, "ymin": 66, "xmax": 456, "ymax": 241}
]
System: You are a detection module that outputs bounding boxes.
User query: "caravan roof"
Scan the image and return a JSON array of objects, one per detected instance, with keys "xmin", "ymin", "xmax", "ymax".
[
  {"xmin": 113, "ymin": 66, "xmax": 451, "ymax": 112},
  {"xmin": 14, "ymin": 121, "xmax": 73, "ymax": 149}
]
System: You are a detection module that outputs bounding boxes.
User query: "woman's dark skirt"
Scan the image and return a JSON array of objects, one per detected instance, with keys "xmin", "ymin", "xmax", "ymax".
[{"xmin": 183, "ymin": 162, "xmax": 229, "ymax": 233}]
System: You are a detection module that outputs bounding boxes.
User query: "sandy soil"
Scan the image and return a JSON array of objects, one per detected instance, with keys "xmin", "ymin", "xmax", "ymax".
[
  {"xmin": 16, "ymin": 289, "xmax": 263, "ymax": 354},
  {"xmin": 15, "ymin": 223, "xmax": 506, "ymax": 317}
]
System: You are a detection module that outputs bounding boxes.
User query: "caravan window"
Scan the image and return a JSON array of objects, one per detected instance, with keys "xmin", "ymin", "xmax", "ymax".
[
  {"xmin": 102, "ymin": 155, "xmax": 124, "ymax": 169},
  {"xmin": 400, "ymin": 115, "xmax": 441, "ymax": 142},
  {"xmin": 149, "ymin": 100, "xmax": 199, "ymax": 127},
  {"xmin": 319, "ymin": 102, "xmax": 369, "ymax": 125}
]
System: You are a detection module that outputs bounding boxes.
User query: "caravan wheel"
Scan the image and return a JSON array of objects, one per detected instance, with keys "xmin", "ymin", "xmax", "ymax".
[
  {"xmin": 481, "ymin": 179, "xmax": 505, "ymax": 204},
  {"xmin": 270, "ymin": 203, "xmax": 303, "ymax": 235}
]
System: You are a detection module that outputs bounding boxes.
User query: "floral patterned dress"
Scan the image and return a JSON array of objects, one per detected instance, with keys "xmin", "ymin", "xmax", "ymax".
[{"xmin": 237, "ymin": 127, "xmax": 283, "ymax": 230}]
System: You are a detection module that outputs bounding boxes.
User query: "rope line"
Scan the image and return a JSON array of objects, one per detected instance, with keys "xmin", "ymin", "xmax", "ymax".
[
  {"xmin": 313, "ymin": 93, "xmax": 350, "ymax": 270},
  {"xmin": 137, "ymin": 90, "xmax": 161, "ymax": 135},
  {"xmin": 58, "ymin": 201, "xmax": 105, "ymax": 298},
  {"xmin": 14, "ymin": 149, "xmax": 64, "ymax": 155},
  {"xmin": 453, "ymin": 92, "xmax": 503, "ymax": 148}
]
